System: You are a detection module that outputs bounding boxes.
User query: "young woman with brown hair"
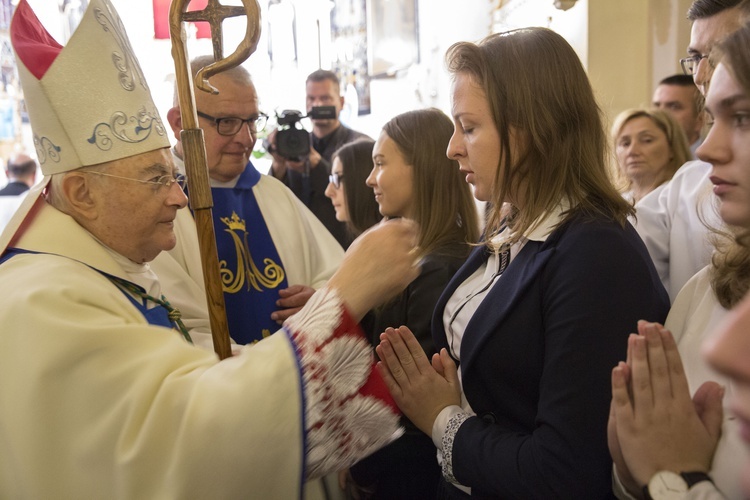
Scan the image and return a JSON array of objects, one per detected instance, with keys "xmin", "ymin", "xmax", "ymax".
[
  {"xmin": 344, "ymin": 107, "xmax": 479, "ymax": 499},
  {"xmin": 376, "ymin": 27, "xmax": 669, "ymax": 498}
]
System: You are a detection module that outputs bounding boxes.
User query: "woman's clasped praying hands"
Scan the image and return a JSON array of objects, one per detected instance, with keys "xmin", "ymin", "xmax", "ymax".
[{"xmin": 376, "ymin": 326, "xmax": 461, "ymax": 436}]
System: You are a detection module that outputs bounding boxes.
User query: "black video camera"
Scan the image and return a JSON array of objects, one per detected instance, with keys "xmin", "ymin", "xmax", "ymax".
[{"xmin": 273, "ymin": 105, "xmax": 336, "ymax": 161}]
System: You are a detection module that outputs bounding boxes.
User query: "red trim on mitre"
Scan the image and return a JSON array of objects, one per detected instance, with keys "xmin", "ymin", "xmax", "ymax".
[{"xmin": 11, "ymin": 0, "xmax": 64, "ymax": 80}]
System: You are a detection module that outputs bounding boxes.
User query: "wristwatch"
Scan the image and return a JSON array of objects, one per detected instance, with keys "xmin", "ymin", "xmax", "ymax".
[{"xmin": 643, "ymin": 470, "xmax": 713, "ymax": 500}]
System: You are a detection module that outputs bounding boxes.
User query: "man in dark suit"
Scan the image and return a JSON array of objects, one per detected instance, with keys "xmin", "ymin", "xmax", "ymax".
[
  {"xmin": 270, "ymin": 70, "xmax": 369, "ymax": 249},
  {"xmin": 0, "ymin": 153, "xmax": 36, "ymax": 196}
]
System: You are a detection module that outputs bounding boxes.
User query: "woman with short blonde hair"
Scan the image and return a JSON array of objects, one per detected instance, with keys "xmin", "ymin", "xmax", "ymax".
[{"xmin": 612, "ymin": 108, "xmax": 691, "ymax": 203}]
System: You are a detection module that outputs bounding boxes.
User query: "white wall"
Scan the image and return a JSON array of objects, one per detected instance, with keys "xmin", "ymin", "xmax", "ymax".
[
  {"xmin": 651, "ymin": 0, "xmax": 693, "ymax": 87},
  {"xmin": 353, "ymin": 0, "xmax": 493, "ymax": 138}
]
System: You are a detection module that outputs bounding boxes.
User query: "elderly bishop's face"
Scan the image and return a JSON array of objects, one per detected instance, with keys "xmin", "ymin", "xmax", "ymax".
[{"xmin": 85, "ymin": 148, "xmax": 188, "ymax": 263}]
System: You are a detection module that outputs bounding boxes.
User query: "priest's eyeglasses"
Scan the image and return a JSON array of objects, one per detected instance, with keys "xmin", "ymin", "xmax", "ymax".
[
  {"xmin": 680, "ymin": 53, "xmax": 709, "ymax": 75},
  {"xmin": 84, "ymin": 171, "xmax": 187, "ymax": 190},
  {"xmin": 328, "ymin": 172, "xmax": 344, "ymax": 189},
  {"xmin": 197, "ymin": 110, "xmax": 268, "ymax": 136}
]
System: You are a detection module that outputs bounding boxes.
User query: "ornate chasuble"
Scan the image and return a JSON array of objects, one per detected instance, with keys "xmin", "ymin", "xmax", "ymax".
[
  {"xmin": 0, "ymin": 249, "xmax": 173, "ymax": 329},
  {"xmin": 200, "ymin": 163, "xmax": 288, "ymax": 345}
]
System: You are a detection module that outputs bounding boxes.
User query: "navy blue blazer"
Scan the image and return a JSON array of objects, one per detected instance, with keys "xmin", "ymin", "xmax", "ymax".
[{"xmin": 432, "ymin": 212, "xmax": 670, "ymax": 499}]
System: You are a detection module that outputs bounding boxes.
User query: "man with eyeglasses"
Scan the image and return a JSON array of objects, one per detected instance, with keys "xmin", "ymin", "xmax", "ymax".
[
  {"xmin": 269, "ymin": 70, "xmax": 370, "ymax": 249},
  {"xmin": 634, "ymin": 0, "xmax": 748, "ymax": 302},
  {"xmin": 156, "ymin": 55, "xmax": 344, "ymax": 350},
  {"xmin": 0, "ymin": 1, "xmax": 419, "ymax": 497}
]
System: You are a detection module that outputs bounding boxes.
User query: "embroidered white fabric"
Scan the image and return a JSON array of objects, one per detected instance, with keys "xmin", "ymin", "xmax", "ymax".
[
  {"xmin": 285, "ymin": 287, "xmax": 403, "ymax": 479},
  {"xmin": 441, "ymin": 412, "xmax": 471, "ymax": 484}
]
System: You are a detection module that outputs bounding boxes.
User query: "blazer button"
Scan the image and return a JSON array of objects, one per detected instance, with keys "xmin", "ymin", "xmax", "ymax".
[{"xmin": 480, "ymin": 412, "xmax": 497, "ymax": 424}]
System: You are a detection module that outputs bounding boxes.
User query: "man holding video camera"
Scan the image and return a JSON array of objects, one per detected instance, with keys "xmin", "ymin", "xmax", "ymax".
[{"xmin": 269, "ymin": 70, "xmax": 370, "ymax": 249}]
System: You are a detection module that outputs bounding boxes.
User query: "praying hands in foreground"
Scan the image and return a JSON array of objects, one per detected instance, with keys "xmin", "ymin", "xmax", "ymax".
[
  {"xmin": 375, "ymin": 326, "xmax": 462, "ymax": 435},
  {"xmin": 608, "ymin": 321, "xmax": 725, "ymax": 496}
]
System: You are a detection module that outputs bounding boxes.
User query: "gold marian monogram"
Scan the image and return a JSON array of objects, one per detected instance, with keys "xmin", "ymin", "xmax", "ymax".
[{"xmin": 219, "ymin": 212, "xmax": 285, "ymax": 293}]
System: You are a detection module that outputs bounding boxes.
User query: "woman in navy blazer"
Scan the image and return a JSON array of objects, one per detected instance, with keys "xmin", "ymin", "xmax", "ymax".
[{"xmin": 376, "ymin": 27, "xmax": 670, "ymax": 499}]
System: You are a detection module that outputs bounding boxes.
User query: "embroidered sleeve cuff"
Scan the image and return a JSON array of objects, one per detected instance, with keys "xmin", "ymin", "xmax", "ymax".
[
  {"xmin": 441, "ymin": 411, "xmax": 471, "ymax": 485},
  {"xmin": 432, "ymin": 405, "xmax": 465, "ymax": 448},
  {"xmin": 284, "ymin": 287, "xmax": 403, "ymax": 479}
]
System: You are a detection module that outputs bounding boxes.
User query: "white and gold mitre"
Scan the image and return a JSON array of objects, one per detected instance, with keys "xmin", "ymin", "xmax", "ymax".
[{"xmin": 11, "ymin": 0, "xmax": 169, "ymax": 175}]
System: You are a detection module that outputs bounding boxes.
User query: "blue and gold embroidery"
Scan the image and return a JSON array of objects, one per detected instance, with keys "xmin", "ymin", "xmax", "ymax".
[
  {"xmin": 33, "ymin": 135, "xmax": 62, "ymax": 164},
  {"xmin": 219, "ymin": 211, "xmax": 285, "ymax": 294},
  {"xmin": 208, "ymin": 164, "xmax": 289, "ymax": 345}
]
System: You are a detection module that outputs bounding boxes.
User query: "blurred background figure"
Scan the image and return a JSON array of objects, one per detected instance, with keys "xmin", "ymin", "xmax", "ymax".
[
  {"xmin": 0, "ymin": 153, "xmax": 37, "ymax": 196},
  {"xmin": 652, "ymin": 74, "xmax": 706, "ymax": 158},
  {"xmin": 0, "ymin": 153, "xmax": 37, "ymax": 231},
  {"xmin": 324, "ymin": 138, "xmax": 382, "ymax": 239},
  {"xmin": 612, "ymin": 108, "xmax": 691, "ymax": 204}
]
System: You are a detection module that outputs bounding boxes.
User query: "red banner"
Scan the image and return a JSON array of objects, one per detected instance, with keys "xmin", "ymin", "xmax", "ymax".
[{"xmin": 153, "ymin": 0, "xmax": 210, "ymax": 40}]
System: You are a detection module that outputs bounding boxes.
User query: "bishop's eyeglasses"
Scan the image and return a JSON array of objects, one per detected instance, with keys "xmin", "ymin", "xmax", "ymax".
[
  {"xmin": 83, "ymin": 171, "xmax": 187, "ymax": 190},
  {"xmin": 197, "ymin": 111, "xmax": 268, "ymax": 136}
]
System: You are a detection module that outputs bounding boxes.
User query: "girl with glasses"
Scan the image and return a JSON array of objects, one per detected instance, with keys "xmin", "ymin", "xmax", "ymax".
[{"xmin": 324, "ymin": 138, "xmax": 381, "ymax": 239}]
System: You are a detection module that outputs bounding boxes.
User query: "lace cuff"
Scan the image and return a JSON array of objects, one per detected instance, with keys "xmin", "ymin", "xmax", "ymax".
[
  {"xmin": 284, "ymin": 287, "xmax": 402, "ymax": 479},
  {"xmin": 441, "ymin": 412, "xmax": 471, "ymax": 484}
]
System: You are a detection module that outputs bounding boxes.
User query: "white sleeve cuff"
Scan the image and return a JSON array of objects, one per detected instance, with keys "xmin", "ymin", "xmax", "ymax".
[
  {"xmin": 438, "ymin": 409, "xmax": 472, "ymax": 485},
  {"xmin": 611, "ymin": 465, "xmax": 639, "ymax": 500},
  {"xmin": 432, "ymin": 405, "xmax": 466, "ymax": 449}
]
